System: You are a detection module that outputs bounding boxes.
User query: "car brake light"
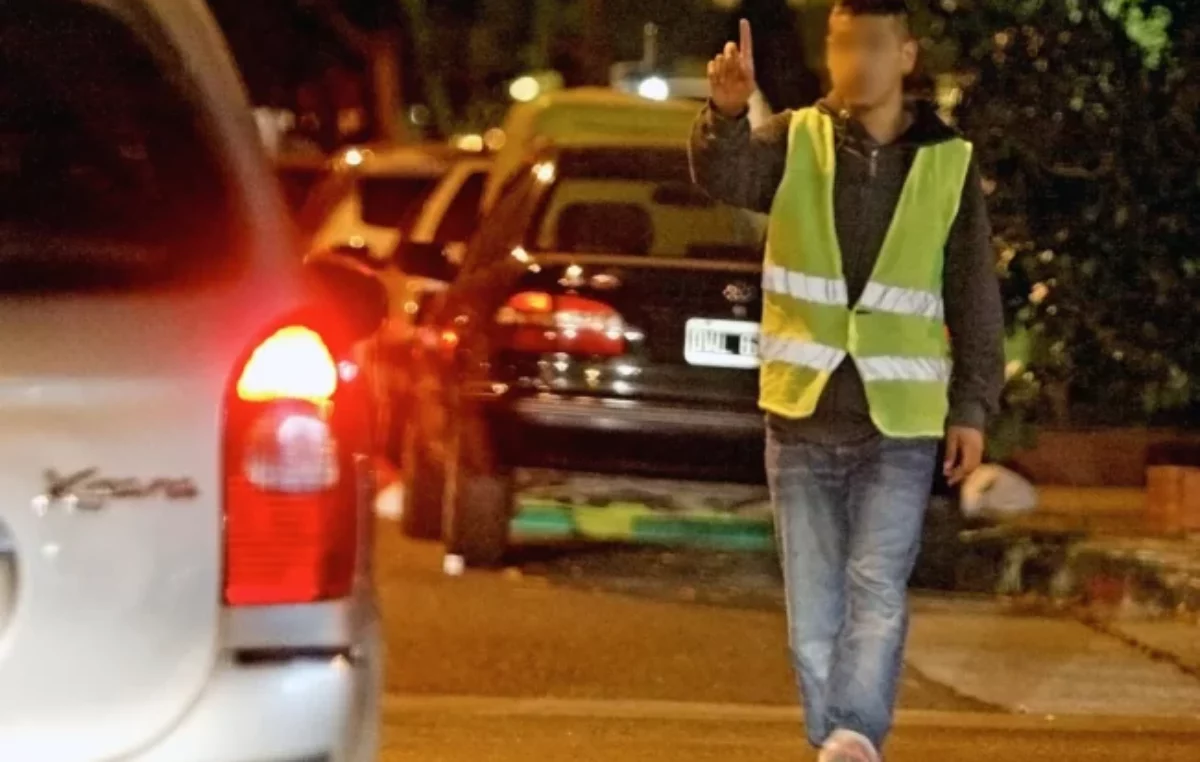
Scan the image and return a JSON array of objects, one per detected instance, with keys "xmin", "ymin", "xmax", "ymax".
[
  {"xmin": 223, "ymin": 324, "xmax": 367, "ymax": 606},
  {"xmin": 236, "ymin": 326, "xmax": 338, "ymax": 403},
  {"xmin": 496, "ymin": 290, "xmax": 626, "ymax": 356}
]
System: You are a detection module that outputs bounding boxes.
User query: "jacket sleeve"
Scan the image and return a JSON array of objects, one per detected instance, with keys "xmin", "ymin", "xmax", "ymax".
[
  {"xmin": 943, "ymin": 157, "xmax": 1006, "ymax": 432},
  {"xmin": 688, "ymin": 102, "xmax": 791, "ymax": 214}
]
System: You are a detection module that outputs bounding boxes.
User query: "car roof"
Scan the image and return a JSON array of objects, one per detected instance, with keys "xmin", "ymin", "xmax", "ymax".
[
  {"xmin": 521, "ymin": 86, "xmax": 699, "ymax": 112},
  {"xmin": 531, "ymin": 143, "xmax": 692, "ymax": 184},
  {"xmin": 504, "ymin": 88, "xmax": 697, "ymax": 146},
  {"xmin": 350, "ymin": 141, "xmax": 480, "ymax": 171}
]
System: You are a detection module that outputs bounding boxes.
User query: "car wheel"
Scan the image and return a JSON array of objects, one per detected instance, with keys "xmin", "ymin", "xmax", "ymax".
[
  {"xmin": 383, "ymin": 404, "xmax": 405, "ymax": 465},
  {"xmin": 399, "ymin": 417, "xmax": 445, "ymax": 540},
  {"xmin": 443, "ymin": 411, "xmax": 513, "ymax": 568}
]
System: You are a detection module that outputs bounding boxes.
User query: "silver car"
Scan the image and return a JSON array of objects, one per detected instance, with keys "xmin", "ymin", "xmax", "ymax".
[{"xmin": 0, "ymin": 1, "xmax": 383, "ymax": 760}]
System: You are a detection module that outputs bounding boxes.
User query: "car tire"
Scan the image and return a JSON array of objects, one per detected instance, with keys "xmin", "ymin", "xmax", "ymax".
[
  {"xmin": 383, "ymin": 396, "xmax": 406, "ymax": 465},
  {"xmin": 443, "ymin": 411, "xmax": 513, "ymax": 568},
  {"xmin": 399, "ymin": 418, "xmax": 445, "ymax": 540}
]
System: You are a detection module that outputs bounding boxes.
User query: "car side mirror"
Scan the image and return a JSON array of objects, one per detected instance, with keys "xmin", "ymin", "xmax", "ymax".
[
  {"xmin": 305, "ymin": 257, "xmax": 388, "ymax": 339},
  {"xmin": 395, "ymin": 241, "xmax": 459, "ymax": 282}
]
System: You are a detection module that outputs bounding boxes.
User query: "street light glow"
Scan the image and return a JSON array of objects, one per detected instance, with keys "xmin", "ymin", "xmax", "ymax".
[
  {"xmin": 454, "ymin": 133, "xmax": 485, "ymax": 152},
  {"xmin": 509, "ymin": 76, "xmax": 541, "ymax": 102},
  {"xmin": 637, "ymin": 76, "xmax": 670, "ymax": 102}
]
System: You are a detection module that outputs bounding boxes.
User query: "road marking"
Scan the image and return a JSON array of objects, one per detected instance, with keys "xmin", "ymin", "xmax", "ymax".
[{"xmin": 383, "ymin": 694, "xmax": 1200, "ymax": 735}]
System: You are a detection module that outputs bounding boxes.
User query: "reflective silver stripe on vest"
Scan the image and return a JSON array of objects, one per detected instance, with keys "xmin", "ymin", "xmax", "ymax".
[
  {"xmin": 759, "ymin": 334, "xmax": 846, "ymax": 373},
  {"xmin": 858, "ymin": 282, "xmax": 944, "ymax": 321},
  {"xmin": 857, "ymin": 356, "xmax": 952, "ymax": 383},
  {"xmin": 763, "ymin": 265, "xmax": 849, "ymax": 306}
]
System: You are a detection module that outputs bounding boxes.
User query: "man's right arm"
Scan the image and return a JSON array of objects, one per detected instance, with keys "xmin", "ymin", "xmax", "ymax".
[{"xmin": 688, "ymin": 103, "xmax": 791, "ymax": 215}]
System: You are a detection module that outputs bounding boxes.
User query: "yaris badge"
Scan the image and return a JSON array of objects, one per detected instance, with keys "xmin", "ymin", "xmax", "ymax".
[
  {"xmin": 723, "ymin": 281, "xmax": 758, "ymax": 304},
  {"xmin": 34, "ymin": 468, "xmax": 199, "ymax": 513}
]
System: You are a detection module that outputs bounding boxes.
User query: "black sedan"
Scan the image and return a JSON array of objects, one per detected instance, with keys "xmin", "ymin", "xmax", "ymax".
[{"xmin": 395, "ymin": 142, "xmax": 773, "ymax": 565}]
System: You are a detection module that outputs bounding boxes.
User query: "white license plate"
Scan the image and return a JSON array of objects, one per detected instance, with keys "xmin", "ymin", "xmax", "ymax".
[{"xmin": 683, "ymin": 318, "xmax": 760, "ymax": 369}]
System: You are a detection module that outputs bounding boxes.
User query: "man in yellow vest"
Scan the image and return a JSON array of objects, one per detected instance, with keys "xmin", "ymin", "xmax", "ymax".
[{"xmin": 691, "ymin": 2, "xmax": 1004, "ymax": 761}]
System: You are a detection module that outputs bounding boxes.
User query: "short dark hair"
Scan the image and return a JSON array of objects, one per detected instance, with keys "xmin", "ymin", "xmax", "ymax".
[{"xmin": 831, "ymin": 0, "xmax": 911, "ymax": 18}]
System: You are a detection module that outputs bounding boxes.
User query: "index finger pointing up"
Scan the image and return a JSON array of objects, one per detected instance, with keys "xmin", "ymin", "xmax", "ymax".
[{"xmin": 739, "ymin": 18, "xmax": 754, "ymax": 67}]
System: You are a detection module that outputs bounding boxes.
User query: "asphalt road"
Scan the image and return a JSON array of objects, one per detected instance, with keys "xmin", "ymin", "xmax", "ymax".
[
  {"xmin": 378, "ymin": 530, "xmax": 978, "ymax": 710},
  {"xmin": 379, "ymin": 709, "xmax": 1200, "ymax": 762},
  {"xmin": 374, "ymin": 523, "xmax": 1200, "ymax": 760}
]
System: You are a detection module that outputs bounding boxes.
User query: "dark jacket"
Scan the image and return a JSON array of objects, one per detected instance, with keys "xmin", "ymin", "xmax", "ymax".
[{"xmin": 689, "ymin": 98, "xmax": 1005, "ymax": 443}]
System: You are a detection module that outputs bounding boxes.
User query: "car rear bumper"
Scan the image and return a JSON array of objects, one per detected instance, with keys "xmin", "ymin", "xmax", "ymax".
[
  {"xmin": 508, "ymin": 394, "xmax": 762, "ymax": 436},
  {"xmin": 126, "ymin": 623, "xmax": 381, "ymax": 762},
  {"xmin": 480, "ymin": 391, "xmax": 765, "ymax": 483}
]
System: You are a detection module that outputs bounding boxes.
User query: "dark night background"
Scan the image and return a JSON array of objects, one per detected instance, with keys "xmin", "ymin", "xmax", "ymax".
[{"xmin": 209, "ymin": 0, "xmax": 1200, "ymax": 440}]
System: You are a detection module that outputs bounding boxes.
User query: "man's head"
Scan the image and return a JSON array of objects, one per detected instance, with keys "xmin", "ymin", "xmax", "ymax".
[{"xmin": 826, "ymin": 0, "xmax": 917, "ymax": 110}]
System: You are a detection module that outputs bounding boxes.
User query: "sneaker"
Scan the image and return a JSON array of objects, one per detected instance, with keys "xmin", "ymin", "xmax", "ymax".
[{"xmin": 817, "ymin": 729, "xmax": 880, "ymax": 762}]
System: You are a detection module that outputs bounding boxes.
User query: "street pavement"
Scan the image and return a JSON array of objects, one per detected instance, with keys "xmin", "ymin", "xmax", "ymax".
[
  {"xmin": 374, "ymin": 521, "xmax": 1200, "ymax": 760},
  {"xmin": 379, "ymin": 706, "xmax": 1200, "ymax": 762}
]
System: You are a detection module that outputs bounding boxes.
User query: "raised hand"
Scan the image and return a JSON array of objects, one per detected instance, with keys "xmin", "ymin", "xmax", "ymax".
[{"xmin": 707, "ymin": 19, "xmax": 757, "ymax": 118}]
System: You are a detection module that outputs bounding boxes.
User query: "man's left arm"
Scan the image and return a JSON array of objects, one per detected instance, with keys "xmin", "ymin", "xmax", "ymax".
[{"xmin": 942, "ymin": 158, "xmax": 1005, "ymax": 484}]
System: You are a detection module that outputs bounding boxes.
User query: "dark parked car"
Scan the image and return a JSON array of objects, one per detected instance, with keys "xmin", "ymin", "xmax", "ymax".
[{"xmin": 396, "ymin": 143, "xmax": 772, "ymax": 565}]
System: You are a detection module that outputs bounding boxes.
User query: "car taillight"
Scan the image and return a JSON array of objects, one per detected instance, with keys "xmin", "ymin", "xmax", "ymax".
[
  {"xmin": 223, "ymin": 324, "xmax": 368, "ymax": 606},
  {"xmin": 496, "ymin": 290, "xmax": 626, "ymax": 356}
]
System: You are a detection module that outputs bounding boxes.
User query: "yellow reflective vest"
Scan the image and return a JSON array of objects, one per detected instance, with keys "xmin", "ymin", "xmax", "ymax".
[{"xmin": 760, "ymin": 107, "xmax": 973, "ymax": 438}]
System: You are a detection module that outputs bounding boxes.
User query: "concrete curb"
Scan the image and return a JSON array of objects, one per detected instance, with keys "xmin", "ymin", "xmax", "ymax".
[
  {"xmin": 512, "ymin": 499, "xmax": 775, "ymax": 551},
  {"xmin": 1066, "ymin": 540, "xmax": 1200, "ymax": 617}
]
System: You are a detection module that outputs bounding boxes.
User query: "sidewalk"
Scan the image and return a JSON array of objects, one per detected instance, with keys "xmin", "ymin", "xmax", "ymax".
[
  {"xmin": 905, "ymin": 597, "xmax": 1200, "ymax": 717},
  {"xmin": 960, "ymin": 485, "xmax": 1200, "ymax": 685},
  {"xmin": 985, "ymin": 487, "xmax": 1200, "ymax": 620}
]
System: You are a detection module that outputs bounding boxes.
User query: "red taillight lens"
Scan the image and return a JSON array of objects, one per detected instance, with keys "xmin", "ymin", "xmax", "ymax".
[
  {"xmin": 496, "ymin": 290, "xmax": 627, "ymax": 356},
  {"xmin": 223, "ymin": 324, "xmax": 367, "ymax": 606}
]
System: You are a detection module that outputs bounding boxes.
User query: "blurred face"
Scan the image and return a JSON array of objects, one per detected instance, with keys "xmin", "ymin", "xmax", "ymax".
[{"xmin": 826, "ymin": 10, "xmax": 916, "ymax": 109}]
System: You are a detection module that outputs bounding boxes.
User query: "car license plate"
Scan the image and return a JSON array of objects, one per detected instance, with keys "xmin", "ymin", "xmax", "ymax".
[{"xmin": 683, "ymin": 318, "xmax": 760, "ymax": 369}]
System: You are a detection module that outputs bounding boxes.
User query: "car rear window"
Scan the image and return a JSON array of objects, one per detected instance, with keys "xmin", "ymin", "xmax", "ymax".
[
  {"xmin": 528, "ymin": 150, "xmax": 764, "ymax": 262},
  {"xmin": 0, "ymin": 1, "xmax": 235, "ymax": 291},
  {"xmin": 358, "ymin": 174, "xmax": 440, "ymax": 231}
]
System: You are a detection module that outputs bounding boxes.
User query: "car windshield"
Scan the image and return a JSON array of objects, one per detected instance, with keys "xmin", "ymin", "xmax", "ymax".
[
  {"xmin": 0, "ymin": 1, "xmax": 233, "ymax": 292},
  {"xmin": 527, "ymin": 148, "xmax": 765, "ymax": 262}
]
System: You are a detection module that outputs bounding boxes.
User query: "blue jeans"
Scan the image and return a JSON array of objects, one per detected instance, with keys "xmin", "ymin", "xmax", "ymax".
[{"xmin": 765, "ymin": 421, "xmax": 938, "ymax": 750}]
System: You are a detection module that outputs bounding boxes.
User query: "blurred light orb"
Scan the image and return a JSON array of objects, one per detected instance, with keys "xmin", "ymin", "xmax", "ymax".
[
  {"xmin": 484, "ymin": 128, "xmax": 507, "ymax": 151},
  {"xmin": 408, "ymin": 104, "xmax": 432, "ymax": 126},
  {"xmin": 509, "ymin": 76, "xmax": 541, "ymax": 103},
  {"xmin": 533, "ymin": 161, "xmax": 557, "ymax": 184},
  {"xmin": 454, "ymin": 133, "xmax": 485, "ymax": 152},
  {"xmin": 637, "ymin": 76, "xmax": 671, "ymax": 102}
]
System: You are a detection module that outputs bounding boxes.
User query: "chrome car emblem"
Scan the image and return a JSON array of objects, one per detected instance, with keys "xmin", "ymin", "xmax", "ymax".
[
  {"xmin": 35, "ymin": 468, "xmax": 199, "ymax": 513},
  {"xmin": 723, "ymin": 281, "xmax": 758, "ymax": 305}
]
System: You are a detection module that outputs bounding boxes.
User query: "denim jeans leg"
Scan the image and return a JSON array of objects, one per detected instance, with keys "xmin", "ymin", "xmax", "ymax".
[
  {"xmin": 825, "ymin": 437, "xmax": 938, "ymax": 750},
  {"xmin": 766, "ymin": 428, "xmax": 851, "ymax": 749}
]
